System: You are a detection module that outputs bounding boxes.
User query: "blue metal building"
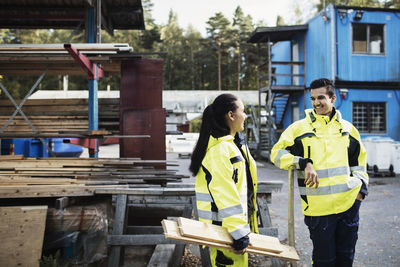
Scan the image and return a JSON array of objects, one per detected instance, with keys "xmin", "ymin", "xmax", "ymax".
[{"xmin": 248, "ymin": 4, "xmax": 400, "ymax": 146}]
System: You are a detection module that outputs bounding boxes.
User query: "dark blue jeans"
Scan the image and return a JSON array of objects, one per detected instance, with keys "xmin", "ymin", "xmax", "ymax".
[{"xmin": 304, "ymin": 200, "xmax": 361, "ymax": 267}]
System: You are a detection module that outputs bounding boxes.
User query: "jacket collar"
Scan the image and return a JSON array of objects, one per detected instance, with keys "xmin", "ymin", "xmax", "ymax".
[
  {"xmin": 207, "ymin": 134, "xmax": 234, "ymax": 150},
  {"xmin": 207, "ymin": 132, "xmax": 248, "ymax": 150},
  {"xmin": 305, "ymin": 108, "xmax": 343, "ymax": 126},
  {"xmin": 234, "ymin": 132, "xmax": 246, "ymax": 146}
]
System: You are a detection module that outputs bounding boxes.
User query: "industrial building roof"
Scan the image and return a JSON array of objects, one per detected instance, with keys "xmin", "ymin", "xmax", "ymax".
[
  {"xmin": 248, "ymin": 25, "xmax": 308, "ymax": 43},
  {"xmin": 0, "ymin": 0, "xmax": 145, "ymax": 31}
]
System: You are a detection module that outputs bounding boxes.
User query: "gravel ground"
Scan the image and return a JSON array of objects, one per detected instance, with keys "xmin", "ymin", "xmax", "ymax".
[
  {"xmin": 92, "ymin": 146, "xmax": 400, "ymax": 266},
  {"xmin": 169, "ymin": 152, "xmax": 400, "ymax": 267}
]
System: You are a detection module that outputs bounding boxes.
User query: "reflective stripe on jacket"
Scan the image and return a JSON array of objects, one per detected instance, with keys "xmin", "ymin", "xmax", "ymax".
[
  {"xmin": 195, "ymin": 135, "xmax": 258, "ymax": 240},
  {"xmin": 271, "ymin": 109, "xmax": 368, "ymax": 216}
]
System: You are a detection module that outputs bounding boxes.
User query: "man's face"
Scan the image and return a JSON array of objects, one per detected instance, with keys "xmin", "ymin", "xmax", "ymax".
[{"xmin": 310, "ymin": 87, "xmax": 336, "ymax": 116}]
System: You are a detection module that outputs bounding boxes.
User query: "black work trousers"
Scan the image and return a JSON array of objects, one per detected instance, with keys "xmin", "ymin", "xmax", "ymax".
[{"xmin": 304, "ymin": 199, "xmax": 361, "ymax": 267}]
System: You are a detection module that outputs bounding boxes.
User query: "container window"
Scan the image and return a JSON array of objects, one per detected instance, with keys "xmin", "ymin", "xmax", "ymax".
[
  {"xmin": 353, "ymin": 102, "xmax": 386, "ymax": 133},
  {"xmin": 352, "ymin": 23, "xmax": 384, "ymax": 54}
]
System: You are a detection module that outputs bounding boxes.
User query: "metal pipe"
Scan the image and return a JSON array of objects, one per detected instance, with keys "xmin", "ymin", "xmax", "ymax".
[{"xmin": 96, "ymin": 0, "xmax": 101, "ymax": 43}]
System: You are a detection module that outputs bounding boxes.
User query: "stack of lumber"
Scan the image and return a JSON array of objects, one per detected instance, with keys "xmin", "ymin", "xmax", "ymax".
[
  {"xmin": 162, "ymin": 217, "xmax": 299, "ymax": 262},
  {"xmin": 0, "ymin": 43, "xmax": 132, "ymax": 76},
  {"xmin": 0, "ymin": 98, "xmax": 119, "ymax": 137},
  {"xmin": 0, "ymin": 156, "xmax": 188, "ymax": 198}
]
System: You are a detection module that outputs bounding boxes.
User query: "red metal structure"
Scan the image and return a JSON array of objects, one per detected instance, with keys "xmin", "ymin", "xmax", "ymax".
[{"xmin": 119, "ymin": 58, "xmax": 165, "ymax": 160}]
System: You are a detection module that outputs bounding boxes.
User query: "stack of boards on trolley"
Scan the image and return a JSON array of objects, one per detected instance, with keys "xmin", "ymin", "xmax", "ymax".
[{"xmin": 162, "ymin": 217, "xmax": 299, "ymax": 261}]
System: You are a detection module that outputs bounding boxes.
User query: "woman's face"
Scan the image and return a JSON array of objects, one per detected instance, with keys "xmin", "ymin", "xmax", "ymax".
[{"xmin": 228, "ymin": 99, "xmax": 247, "ymax": 135}]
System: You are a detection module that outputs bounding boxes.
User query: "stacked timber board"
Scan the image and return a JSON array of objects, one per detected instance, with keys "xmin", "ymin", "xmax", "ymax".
[
  {"xmin": 0, "ymin": 155, "xmax": 188, "ymax": 198},
  {"xmin": 0, "ymin": 43, "xmax": 133, "ymax": 76},
  {"xmin": 0, "ymin": 98, "xmax": 119, "ymax": 137},
  {"xmin": 162, "ymin": 217, "xmax": 299, "ymax": 261},
  {"xmin": 0, "ymin": 206, "xmax": 47, "ymax": 267}
]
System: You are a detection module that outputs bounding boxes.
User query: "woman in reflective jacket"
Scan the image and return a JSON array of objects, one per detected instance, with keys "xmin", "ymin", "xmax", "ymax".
[{"xmin": 189, "ymin": 93, "xmax": 258, "ymax": 267}]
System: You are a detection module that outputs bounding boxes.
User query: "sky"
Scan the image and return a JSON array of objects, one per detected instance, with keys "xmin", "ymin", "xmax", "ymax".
[{"xmin": 150, "ymin": 0, "xmax": 319, "ymax": 36}]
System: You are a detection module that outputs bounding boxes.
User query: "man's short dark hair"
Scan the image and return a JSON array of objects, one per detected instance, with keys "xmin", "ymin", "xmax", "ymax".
[{"xmin": 310, "ymin": 78, "xmax": 335, "ymax": 98}]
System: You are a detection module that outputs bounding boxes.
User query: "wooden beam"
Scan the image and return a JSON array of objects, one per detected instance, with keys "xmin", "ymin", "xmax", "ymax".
[{"xmin": 147, "ymin": 244, "xmax": 176, "ymax": 267}]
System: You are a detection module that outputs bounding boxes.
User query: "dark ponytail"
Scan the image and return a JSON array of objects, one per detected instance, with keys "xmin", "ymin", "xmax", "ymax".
[{"xmin": 189, "ymin": 94, "xmax": 238, "ymax": 176}]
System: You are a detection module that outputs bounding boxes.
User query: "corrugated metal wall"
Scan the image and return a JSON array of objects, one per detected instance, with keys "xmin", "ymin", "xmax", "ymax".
[
  {"xmin": 305, "ymin": 6, "xmax": 334, "ymax": 85},
  {"xmin": 336, "ymin": 9, "xmax": 400, "ymax": 81}
]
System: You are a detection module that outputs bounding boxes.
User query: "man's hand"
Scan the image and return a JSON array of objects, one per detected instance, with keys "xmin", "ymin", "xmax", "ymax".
[
  {"xmin": 305, "ymin": 162, "xmax": 319, "ymax": 188},
  {"xmin": 356, "ymin": 193, "xmax": 364, "ymax": 201}
]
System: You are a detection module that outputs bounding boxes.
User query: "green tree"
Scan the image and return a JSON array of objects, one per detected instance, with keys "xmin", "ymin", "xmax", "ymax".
[
  {"xmin": 276, "ymin": 15, "xmax": 286, "ymax": 26},
  {"xmin": 160, "ymin": 10, "xmax": 189, "ymax": 90},
  {"xmin": 232, "ymin": 6, "xmax": 257, "ymax": 91},
  {"xmin": 184, "ymin": 25, "xmax": 203, "ymax": 90},
  {"xmin": 316, "ymin": 0, "xmax": 384, "ymax": 11},
  {"xmin": 206, "ymin": 12, "xmax": 232, "ymax": 90}
]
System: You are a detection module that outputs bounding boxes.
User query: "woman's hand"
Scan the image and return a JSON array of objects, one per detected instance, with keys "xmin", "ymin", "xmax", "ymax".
[{"xmin": 232, "ymin": 235, "xmax": 250, "ymax": 254}]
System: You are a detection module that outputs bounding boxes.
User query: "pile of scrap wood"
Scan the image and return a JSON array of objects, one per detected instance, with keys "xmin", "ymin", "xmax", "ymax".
[
  {"xmin": 0, "ymin": 155, "xmax": 188, "ymax": 198},
  {"xmin": 0, "ymin": 98, "xmax": 119, "ymax": 137},
  {"xmin": 162, "ymin": 217, "xmax": 299, "ymax": 262},
  {"xmin": 46, "ymin": 203, "xmax": 107, "ymax": 232}
]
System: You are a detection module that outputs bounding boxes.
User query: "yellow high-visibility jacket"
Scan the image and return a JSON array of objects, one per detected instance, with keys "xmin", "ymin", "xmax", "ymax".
[
  {"xmin": 195, "ymin": 134, "xmax": 258, "ymax": 242},
  {"xmin": 271, "ymin": 108, "xmax": 368, "ymax": 216}
]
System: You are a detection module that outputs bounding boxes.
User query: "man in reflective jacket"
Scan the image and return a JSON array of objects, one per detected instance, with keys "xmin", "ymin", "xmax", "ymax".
[{"xmin": 271, "ymin": 78, "xmax": 368, "ymax": 267}]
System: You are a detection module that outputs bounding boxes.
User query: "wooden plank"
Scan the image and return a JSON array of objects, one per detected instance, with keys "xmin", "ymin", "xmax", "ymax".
[
  {"xmin": 95, "ymin": 187, "xmax": 195, "ymax": 196},
  {"xmin": 108, "ymin": 234, "xmax": 181, "ymax": 246},
  {"xmin": 108, "ymin": 194, "xmax": 127, "ymax": 267},
  {"xmin": 177, "ymin": 217, "xmax": 282, "ymax": 254},
  {"xmin": 0, "ymin": 177, "xmax": 85, "ymax": 185},
  {"xmin": 147, "ymin": 244, "xmax": 175, "ymax": 267},
  {"xmin": 0, "ymin": 154, "xmax": 24, "ymax": 160},
  {"xmin": 162, "ymin": 219, "xmax": 299, "ymax": 261},
  {"xmin": 0, "ymin": 185, "xmax": 94, "ymax": 198},
  {"xmin": 0, "ymin": 185, "xmax": 128, "ymax": 198},
  {"xmin": 0, "ymin": 206, "xmax": 47, "ymax": 267}
]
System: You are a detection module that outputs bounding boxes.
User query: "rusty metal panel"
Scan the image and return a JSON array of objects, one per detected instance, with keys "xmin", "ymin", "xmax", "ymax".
[
  {"xmin": 120, "ymin": 108, "xmax": 166, "ymax": 161},
  {"xmin": 119, "ymin": 58, "xmax": 165, "ymax": 161},
  {"xmin": 120, "ymin": 58, "xmax": 163, "ymax": 111}
]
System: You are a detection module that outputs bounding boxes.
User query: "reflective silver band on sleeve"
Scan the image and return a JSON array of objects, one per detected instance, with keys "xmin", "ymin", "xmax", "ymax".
[
  {"xmin": 297, "ymin": 166, "xmax": 350, "ymax": 179},
  {"xmin": 293, "ymin": 156, "xmax": 300, "ymax": 169},
  {"xmin": 274, "ymin": 149, "xmax": 289, "ymax": 168},
  {"xmin": 230, "ymin": 224, "xmax": 251, "ymax": 240},
  {"xmin": 219, "ymin": 204, "xmax": 243, "ymax": 218},
  {"xmin": 196, "ymin": 192, "xmax": 213, "ymax": 202},
  {"xmin": 197, "ymin": 210, "xmax": 220, "ymax": 221},
  {"xmin": 298, "ymin": 178, "xmax": 361, "ymax": 196},
  {"xmin": 350, "ymin": 166, "xmax": 367, "ymax": 172},
  {"xmin": 353, "ymin": 171, "xmax": 369, "ymax": 185}
]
